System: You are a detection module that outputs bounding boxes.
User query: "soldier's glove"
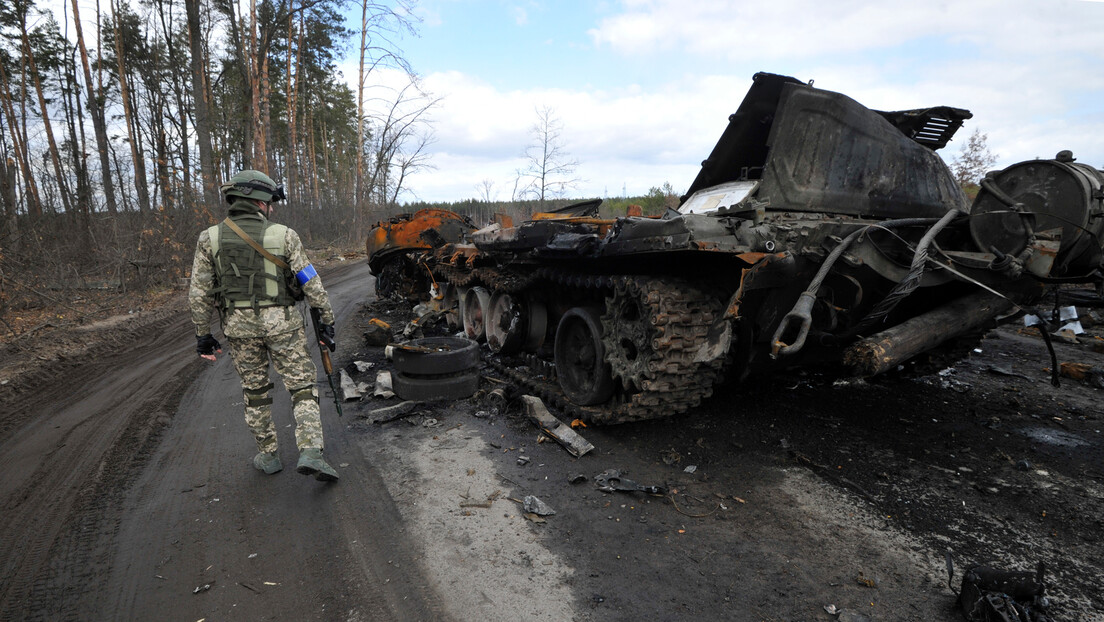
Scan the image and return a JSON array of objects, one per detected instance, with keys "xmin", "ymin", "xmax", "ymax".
[
  {"xmin": 319, "ymin": 323, "xmax": 336, "ymax": 352},
  {"xmin": 196, "ymin": 333, "xmax": 220, "ymax": 356}
]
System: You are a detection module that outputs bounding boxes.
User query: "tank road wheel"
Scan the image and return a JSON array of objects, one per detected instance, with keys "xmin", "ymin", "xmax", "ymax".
[
  {"xmin": 523, "ymin": 297, "xmax": 548, "ymax": 352},
  {"xmin": 487, "ymin": 292, "xmax": 549, "ymax": 354},
  {"xmin": 462, "ymin": 286, "xmax": 492, "ymax": 342},
  {"xmin": 554, "ymin": 307, "xmax": 615, "ymax": 406},
  {"xmin": 486, "ymin": 291, "xmax": 526, "ymax": 355},
  {"xmin": 601, "ymin": 279, "xmax": 654, "ymax": 391}
]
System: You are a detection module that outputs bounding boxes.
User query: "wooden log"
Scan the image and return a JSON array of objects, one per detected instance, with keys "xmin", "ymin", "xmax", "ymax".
[{"xmin": 844, "ymin": 290, "xmax": 1014, "ymax": 376}]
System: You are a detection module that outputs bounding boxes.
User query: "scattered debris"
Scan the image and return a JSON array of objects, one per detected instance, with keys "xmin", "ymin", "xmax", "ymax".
[
  {"xmin": 984, "ymin": 365, "xmax": 1033, "ymax": 380},
  {"xmin": 192, "ymin": 583, "xmax": 212, "ymax": 594},
  {"xmin": 660, "ymin": 450, "xmax": 681, "ymax": 466},
  {"xmin": 353, "ymin": 360, "xmax": 375, "ymax": 373},
  {"xmin": 823, "ymin": 604, "xmax": 839, "ymax": 615},
  {"xmin": 363, "ymin": 319, "xmax": 392, "ymax": 346},
  {"xmin": 485, "ymin": 387, "xmax": 508, "ymax": 413},
  {"xmin": 369, "ymin": 401, "xmax": 418, "ymax": 424},
  {"xmin": 683, "ymin": 465, "xmax": 697, "ymax": 474},
  {"xmin": 520, "ymin": 395, "xmax": 594, "ymax": 458},
  {"xmin": 403, "ymin": 309, "xmax": 445, "ymax": 338},
  {"xmin": 523, "ymin": 495, "xmax": 555, "ymax": 516},
  {"xmin": 339, "ymin": 369, "xmax": 366, "ymax": 401},
  {"xmin": 1059, "ymin": 362, "xmax": 1104, "ymax": 388},
  {"xmin": 953, "ymin": 560, "xmax": 1054, "ymax": 622},
  {"xmin": 594, "ymin": 469, "xmax": 665, "ymax": 495},
  {"xmin": 517, "ymin": 455, "xmax": 531, "ymax": 466},
  {"xmin": 1024, "ymin": 306, "xmax": 1083, "ymax": 335},
  {"xmin": 568, "ymin": 473, "xmax": 587, "ymax": 484},
  {"xmin": 459, "ymin": 489, "xmax": 501, "ymax": 509},
  {"xmin": 856, "ymin": 571, "xmax": 878, "ymax": 588},
  {"xmin": 1016, "ymin": 459, "xmax": 1033, "ymax": 472},
  {"xmin": 374, "ymin": 371, "xmax": 395, "ymax": 399},
  {"xmin": 522, "ymin": 513, "xmax": 546, "ymax": 524}
]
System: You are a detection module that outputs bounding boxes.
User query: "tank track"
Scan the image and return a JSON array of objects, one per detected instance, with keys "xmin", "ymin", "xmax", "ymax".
[{"xmin": 442, "ymin": 264, "xmax": 724, "ymax": 424}]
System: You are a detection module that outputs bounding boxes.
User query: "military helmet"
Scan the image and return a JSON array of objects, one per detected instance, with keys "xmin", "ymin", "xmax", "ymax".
[{"xmin": 220, "ymin": 169, "xmax": 286, "ymax": 204}]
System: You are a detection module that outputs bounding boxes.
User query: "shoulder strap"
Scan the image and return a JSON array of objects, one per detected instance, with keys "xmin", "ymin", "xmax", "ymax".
[{"xmin": 222, "ymin": 217, "xmax": 290, "ymax": 270}]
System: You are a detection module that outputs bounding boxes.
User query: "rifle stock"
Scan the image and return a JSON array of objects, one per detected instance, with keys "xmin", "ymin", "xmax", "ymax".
[{"xmin": 309, "ymin": 307, "xmax": 343, "ymax": 417}]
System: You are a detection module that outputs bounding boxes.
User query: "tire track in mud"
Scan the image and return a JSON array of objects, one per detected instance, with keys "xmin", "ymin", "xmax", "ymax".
[{"xmin": 0, "ymin": 310, "xmax": 198, "ymax": 620}]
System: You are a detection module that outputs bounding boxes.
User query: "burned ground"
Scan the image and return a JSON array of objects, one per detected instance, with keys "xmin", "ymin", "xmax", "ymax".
[{"xmin": 349, "ymin": 286, "xmax": 1104, "ymax": 621}]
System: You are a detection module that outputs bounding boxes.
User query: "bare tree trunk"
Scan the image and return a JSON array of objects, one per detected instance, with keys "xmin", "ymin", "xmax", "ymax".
[
  {"xmin": 20, "ymin": 17, "xmax": 74, "ymax": 215},
  {"xmin": 60, "ymin": 48, "xmax": 93, "ymax": 249},
  {"xmin": 0, "ymin": 62, "xmax": 42, "ymax": 217},
  {"xmin": 0, "ymin": 155, "xmax": 18, "ymax": 249},
  {"xmin": 184, "ymin": 0, "xmax": 219, "ymax": 211},
  {"xmin": 70, "ymin": 0, "xmax": 118, "ymax": 215},
  {"xmin": 112, "ymin": 1, "xmax": 151, "ymax": 214},
  {"xmin": 286, "ymin": 8, "xmax": 302, "ymax": 203},
  {"xmin": 355, "ymin": 0, "xmax": 368, "ymax": 212}
]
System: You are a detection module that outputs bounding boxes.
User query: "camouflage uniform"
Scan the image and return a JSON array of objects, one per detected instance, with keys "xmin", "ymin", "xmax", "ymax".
[{"xmin": 189, "ymin": 202, "xmax": 335, "ymax": 456}]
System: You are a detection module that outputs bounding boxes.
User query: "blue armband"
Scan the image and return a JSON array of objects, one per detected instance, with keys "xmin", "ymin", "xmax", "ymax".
[{"xmin": 295, "ymin": 264, "xmax": 318, "ymax": 286}]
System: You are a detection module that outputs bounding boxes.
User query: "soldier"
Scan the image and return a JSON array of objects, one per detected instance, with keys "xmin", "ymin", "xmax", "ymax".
[{"xmin": 189, "ymin": 169, "xmax": 339, "ymax": 481}]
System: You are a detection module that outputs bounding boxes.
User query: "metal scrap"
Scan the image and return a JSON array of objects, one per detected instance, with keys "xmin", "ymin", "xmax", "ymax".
[
  {"xmin": 369, "ymin": 400, "xmax": 418, "ymax": 424},
  {"xmin": 594, "ymin": 469, "xmax": 665, "ymax": 495},
  {"xmin": 374, "ymin": 371, "xmax": 394, "ymax": 399},
  {"xmin": 520, "ymin": 395, "xmax": 594, "ymax": 458}
]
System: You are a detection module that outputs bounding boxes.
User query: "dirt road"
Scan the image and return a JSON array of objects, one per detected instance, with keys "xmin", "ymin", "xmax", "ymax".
[{"xmin": 1, "ymin": 257, "xmax": 1102, "ymax": 621}]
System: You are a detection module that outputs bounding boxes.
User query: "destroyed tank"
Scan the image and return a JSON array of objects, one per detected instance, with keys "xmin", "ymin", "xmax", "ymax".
[
  {"xmin": 366, "ymin": 209, "xmax": 476, "ymax": 300},
  {"xmin": 377, "ymin": 72, "xmax": 1104, "ymax": 424}
]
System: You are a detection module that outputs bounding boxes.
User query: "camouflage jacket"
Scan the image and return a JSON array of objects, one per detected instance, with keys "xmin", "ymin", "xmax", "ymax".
[{"xmin": 189, "ymin": 216, "xmax": 334, "ymax": 339}]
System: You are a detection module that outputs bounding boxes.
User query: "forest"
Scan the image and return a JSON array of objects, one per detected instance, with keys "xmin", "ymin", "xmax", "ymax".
[{"xmin": 0, "ymin": 0, "xmax": 441, "ymax": 328}]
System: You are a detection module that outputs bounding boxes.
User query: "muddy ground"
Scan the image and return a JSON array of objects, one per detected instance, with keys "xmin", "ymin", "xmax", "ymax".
[{"xmin": 1, "ymin": 256, "xmax": 1102, "ymax": 621}]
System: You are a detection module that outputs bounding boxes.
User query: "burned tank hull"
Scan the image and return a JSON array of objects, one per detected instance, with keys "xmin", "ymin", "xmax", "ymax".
[
  {"xmin": 366, "ymin": 209, "xmax": 476, "ymax": 301},
  {"xmin": 418, "ymin": 73, "xmax": 1103, "ymax": 424}
]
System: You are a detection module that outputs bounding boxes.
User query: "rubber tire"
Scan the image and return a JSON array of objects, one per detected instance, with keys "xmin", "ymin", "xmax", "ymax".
[
  {"xmin": 392, "ymin": 336, "xmax": 480, "ymax": 376},
  {"xmin": 392, "ymin": 370, "xmax": 480, "ymax": 401},
  {"xmin": 554, "ymin": 306, "xmax": 615, "ymax": 406}
]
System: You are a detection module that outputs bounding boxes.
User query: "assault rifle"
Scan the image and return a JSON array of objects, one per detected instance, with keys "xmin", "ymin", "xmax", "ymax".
[{"xmin": 310, "ymin": 307, "xmax": 343, "ymax": 417}]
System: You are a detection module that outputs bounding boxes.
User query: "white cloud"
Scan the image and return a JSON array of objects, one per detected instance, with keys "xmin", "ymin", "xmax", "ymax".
[
  {"xmin": 348, "ymin": 0, "xmax": 1104, "ymax": 202},
  {"xmin": 511, "ymin": 6, "xmax": 529, "ymax": 25}
]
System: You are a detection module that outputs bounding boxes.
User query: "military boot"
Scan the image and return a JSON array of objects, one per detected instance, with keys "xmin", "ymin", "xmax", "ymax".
[
  {"xmin": 296, "ymin": 448, "xmax": 339, "ymax": 481},
  {"xmin": 253, "ymin": 451, "xmax": 283, "ymax": 475}
]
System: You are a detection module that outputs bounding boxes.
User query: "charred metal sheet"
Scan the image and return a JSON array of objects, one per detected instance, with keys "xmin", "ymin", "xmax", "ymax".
[
  {"xmin": 681, "ymin": 72, "xmax": 804, "ymax": 203},
  {"xmin": 759, "ymin": 83, "xmax": 967, "ymax": 219},
  {"xmin": 521, "ymin": 395, "xmax": 594, "ymax": 457},
  {"xmin": 542, "ymin": 232, "xmax": 603, "ymax": 256},
  {"xmin": 601, "ymin": 217, "xmax": 693, "ymax": 254}
]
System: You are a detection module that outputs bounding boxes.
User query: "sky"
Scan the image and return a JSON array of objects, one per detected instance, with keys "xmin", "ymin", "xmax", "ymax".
[{"xmin": 338, "ymin": 0, "xmax": 1104, "ymax": 204}]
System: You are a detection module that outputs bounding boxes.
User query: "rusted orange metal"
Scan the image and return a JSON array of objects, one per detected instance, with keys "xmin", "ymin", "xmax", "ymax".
[{"xmin": 366, "ymin": 209, "xmax": 473, "ymax": 259}]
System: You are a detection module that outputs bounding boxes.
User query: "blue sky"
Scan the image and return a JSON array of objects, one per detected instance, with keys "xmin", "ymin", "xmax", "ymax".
[{"xmin": 338, "ymin": 0, "xmax": 1104, "ymax": 203}]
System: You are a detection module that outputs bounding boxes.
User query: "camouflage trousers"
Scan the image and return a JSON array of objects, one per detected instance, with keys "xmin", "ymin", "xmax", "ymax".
[{"xmin": 227, "ymin": 324, "xmax": 324, "ymax": 454}]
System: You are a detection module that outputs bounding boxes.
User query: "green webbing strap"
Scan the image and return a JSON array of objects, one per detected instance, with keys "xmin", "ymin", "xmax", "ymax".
[
  {"xmin": 244, "ymin": 383, "xmax": 275, "ymax": 407},
  {"xmin": 222, "ymin": 218, "xmax": 290, "ymax": 270},
  {"xmin": 290, "ymin": 386, "xmax": 317, "ymax": 404}
]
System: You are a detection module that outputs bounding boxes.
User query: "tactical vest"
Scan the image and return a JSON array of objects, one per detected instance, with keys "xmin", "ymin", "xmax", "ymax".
[{"xmin": 208, "ymin": 215, "xmax": 297, "ymax": 311}]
